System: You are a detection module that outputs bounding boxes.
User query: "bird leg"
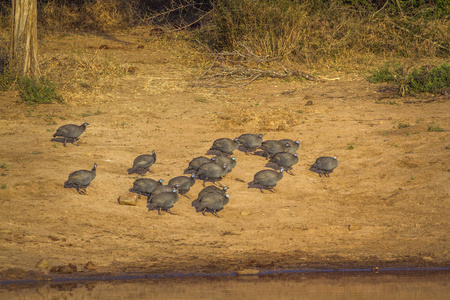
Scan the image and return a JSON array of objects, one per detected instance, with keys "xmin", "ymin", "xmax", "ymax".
[
  {"xmin": 166, "ymin": 208, "xmax": 176, "ymax": 215},
  {"xmin": 212, "ymin": 210, "xmax": 220, "ymax": 218},
  {"xmin": 201, "ymin": 209, "xmax": 207, "ymax": 216},
  {"xmin": 73, "ymin": 137, "xmax": 80, "ymax": 146},
  {"xmin": 158, "ymin": 207, "xmax": 162, "ymax": 215},
  {"xmin": 63, "ymin": 138, "xmax": 67, "ymax": 147}
]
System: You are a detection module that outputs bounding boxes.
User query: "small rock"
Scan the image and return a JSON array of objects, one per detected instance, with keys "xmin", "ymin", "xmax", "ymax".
[
  {"xmin": 305, "ymin": 100, "xmax": 314, "ymax": 106},
  {"xmin": 36, "ymin": 259, "xmax": 50, "ymax": 270},
  {"xmin": 118, "ymin": 192, "xmax": 138, "ymax": 206},
  {"xmin": 50, "ymin": 265, "xmax": 74, "ymax": 274},
  {"xmin": 84, "ymin": 261, "xmax": 96, "ymax": 270},
  {"xmin": 68, "ymin": 263, "xmax": 77, "ymax": 272},
  {"xmin": 237, "ymin": 269, "xmax": 260, "ymax": 276},
  {"xmin": 240, "ymin": 211, "xmax": 251, "ymax": 216}
]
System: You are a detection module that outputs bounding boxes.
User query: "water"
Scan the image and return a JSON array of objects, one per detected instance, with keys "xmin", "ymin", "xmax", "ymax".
[{"xmin": 1, "ymin": 269, "xmax": 449, "ymax": 299}]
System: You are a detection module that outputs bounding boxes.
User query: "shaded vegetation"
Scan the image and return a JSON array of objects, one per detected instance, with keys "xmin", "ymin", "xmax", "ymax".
[
  {"xmin": 0, "ymin": 0, "xmax": 448, "ymax": 101},
  {"xmin": 369, "ymin": 63, "xmax": 450, "ymax": 95}
]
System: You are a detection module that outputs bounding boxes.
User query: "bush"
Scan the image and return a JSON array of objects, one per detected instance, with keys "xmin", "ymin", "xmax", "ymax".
[
  {"xmin": 369, "ymin": 63, "xmax": 450, "ymax": 95},
  {"xmin": 18, "ymin": 77, "xmax": 64, "ymax": 106}
]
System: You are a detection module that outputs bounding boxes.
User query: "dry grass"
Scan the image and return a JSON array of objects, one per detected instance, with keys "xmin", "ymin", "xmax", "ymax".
[{"xmin": 39, "ymin": 47, "xmax": 130, "ymax": 94}]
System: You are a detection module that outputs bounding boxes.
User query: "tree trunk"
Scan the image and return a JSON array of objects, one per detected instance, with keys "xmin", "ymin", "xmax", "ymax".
[{"xmin": 9, "ymin": 0, "xmax": 40, "ymax": 78}]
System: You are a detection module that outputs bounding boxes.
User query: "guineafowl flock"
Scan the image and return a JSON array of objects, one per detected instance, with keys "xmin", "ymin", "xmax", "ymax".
[{"xmin": 55, "ymin": 126, "xmax": 338, "ymax": 217}]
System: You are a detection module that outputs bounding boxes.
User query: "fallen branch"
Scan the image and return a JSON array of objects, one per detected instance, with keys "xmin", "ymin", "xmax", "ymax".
[{"xmin": 197, "ymin": 50, "xmax": 317, "ymax": 87}]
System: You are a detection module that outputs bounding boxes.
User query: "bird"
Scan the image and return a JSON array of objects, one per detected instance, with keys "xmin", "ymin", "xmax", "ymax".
[
  {"xmin": 130, "ymin": 178, "xmax": 163, "ymax": 198},
  {"xmin": 278, "ymin": 139, "xmax": 300, "ymax": 154},
  {"xmin": 238, "ymin": 133, "xmax": 263, "ymax": 154},
  {"xmin": 249, "ymin": 168, "xmax": 284, "ymax": 193},
  {"xmin": 310, "ymin": 156, "xmax": 338, "ymax": 177},
  {"xmin": 147, "ymin": 187, "xmax": 179, "ymax": 215},
  {"xmin": 211, "ymin": 155, "xmax": 236, "ymax": 173},
  {"xmin": 209, "ymin": 137, "xmax": 240, "ymax": 155},
  {"xmin": 151, "ymin": 184, "xmax": 179, "ymax": 197},
  {"xmin": 192, "ymin": 191, "xmax": 230, "ymax": 217},
  {"xmin": 53, "ymin": 122, "xmax": 89, "ymax": 147},
  {"xmin": 269, "ymin": 152, "xmax": 299, "ymax": 175},
  {"xmin": 168, "ymin": 174, "xmax": 196, "ymax": 197},
  {"xmin": 259, "ymin": 140, "xmax": 291, "ymax": 159},
  {"xmin": 64, "ymin": 163, "xmax": 97, "ymax": 194},
  {"xmin": 128, "ymin": 150, "xmax": 156, "ymax": 175},
  {"xmin": 184, "ymin": 156, "xmax": 212, "ymax": 173},
  {"xmin": 196, "ymin": 185, "xmax": 229, "ymax": 200},
  {"xmin": 196, "ymin": 162, "xmax": 228, "ymax": 186}
]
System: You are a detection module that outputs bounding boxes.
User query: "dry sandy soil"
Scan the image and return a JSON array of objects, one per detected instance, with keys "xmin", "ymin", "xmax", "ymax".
[{"xmin": 0, "ymin": 32, "xmax": 449, "ymax": 281}]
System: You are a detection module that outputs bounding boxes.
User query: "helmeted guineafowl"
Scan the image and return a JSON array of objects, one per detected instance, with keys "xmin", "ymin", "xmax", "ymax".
[
  {"xmin": 130, "ymin": 178, "xmax": 163, "ymax": 198},
  {"xmin": 128, "ymin": 150, "xmax": 156, "ymax": 175},
  {"xmin": 278, "ymin": 139, "xmax": 300, "ymax": 154},
  {"xmin": 53, "ymin": 122, "xmax": 89, "ymax": 147},
  {"xmin": 64, "ymin": 163, "xmax": 97, "ymax": 194},
  {"xmin": 211, "ymin": 155, "xmax": 236, "ymax": 173},
  {"xmin": 147, "ymin": 187, "xmax": 179, "ymax": 215},
  {"xmin": 184, "ymin": 156, "xmax": 212, "ymax": 173},
  {"xmin": 259, "ymin": 140, "xmax": 291, "ymax": 159},
  {"xmin": 249, "ymin": 168, "xmax": 284, "ymax": 193},
  {"xmin": 269, "ymin": 152, "xmax": 299, "ymax": 175},
  {"xmin": 195, "ymin": 185, "xmax": 229, "ymax": 200},
  {"xmin": 310, "ymin": 156, "xmax": 338, "ymax": 177},
  {"xmin": 151, "ymin": 184, "xmax": 179, "ymax": 197},
  {"xmin": 196, "ymin": 162, "xmax": 228, "ymax": 186},
  {"xmin": 192, "ymin": 191, "xmax": 230, "ymax": 217},
  {"xmin": 209, "ymin": 137, "xmax": 240, "ymax": 155},
  {"xmin": 168, "ymin": 174, "xmax": 196, "ymax": 197},
  {"xmin": 238, "ymin": 133, "xmax": 263, "ymax": 154}
]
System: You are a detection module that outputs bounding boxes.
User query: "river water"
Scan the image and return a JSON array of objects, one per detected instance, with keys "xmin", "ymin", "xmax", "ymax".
[{"xmin": 1, "ymin": 269, "xmax": 449, "ymax": 299}]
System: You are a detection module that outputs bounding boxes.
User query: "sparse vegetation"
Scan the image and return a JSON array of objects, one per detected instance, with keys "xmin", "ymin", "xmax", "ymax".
[
  {"xmin": 398, "ymin": 123, "xmax": 410, "ymax": 129},
  {"xmin": 0, "ymin": 70, "xmax": 16, "ymax": 91},
  {"xmin": 346, "ymin": 143, "xmax": 354, "ymax": 150},
  {"xmin": 427, "ymin": 125, "xmax": 444, "ymax": 132},
  {"xmin": 18, "ymin": 77, "xmax": 63, "ymax": 106},
  {"xmin": 369, "ymin": 63, "xmax": 450, "ymax": 96},
  {"xmin": 1, "ymin": 163, "xmax": 9, "ymax": 177}
]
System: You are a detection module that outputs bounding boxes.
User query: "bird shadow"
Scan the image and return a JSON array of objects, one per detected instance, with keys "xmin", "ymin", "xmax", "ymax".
[
  {"xmin": 253, "ymin": 150, "xmax": 268, "ymax": 158},
  {"xmin": 309, "ymin": 166, "xmax": 331, "ymax": 177},
  {"xmin": 51, "ymin": 137, "xmax": 77, "ymax": 146},
  {"xmin": 247, "ymin": 183, "xmax": 275, "ymax": 193},
  {"xmin": 127, "ymin": 168, "xmax": 150, "ymax": 176}
]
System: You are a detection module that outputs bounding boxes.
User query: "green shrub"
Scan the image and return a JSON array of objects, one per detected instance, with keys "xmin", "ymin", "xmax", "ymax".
[
  {"xmin": 369, "ymin": 63, "xmax": 450, "ymax": 95},
  {"xmin": 408, "ymin": 64, "xmax": 450, "ymax": 93},
  {"xmin": 18, "ymin": 77, "xmax": 63, "ymax": 106}
]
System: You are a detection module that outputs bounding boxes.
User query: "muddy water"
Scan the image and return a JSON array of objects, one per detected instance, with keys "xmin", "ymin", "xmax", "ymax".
[{"xmin": 1, "ymin": 270, "xmax": 449, "ymax": 299}]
